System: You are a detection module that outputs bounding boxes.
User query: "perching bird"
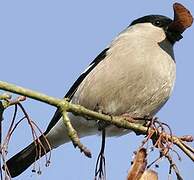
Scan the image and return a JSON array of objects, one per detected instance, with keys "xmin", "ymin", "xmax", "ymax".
[{"xmin": 5, "ymin": 3, "xmax": 193, "ymax": 178}]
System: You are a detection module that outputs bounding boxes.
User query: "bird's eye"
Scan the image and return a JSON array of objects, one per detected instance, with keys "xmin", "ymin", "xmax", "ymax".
[{"xmin": 153, "ymin": 20, "xmax": 162, "ymax": 27}]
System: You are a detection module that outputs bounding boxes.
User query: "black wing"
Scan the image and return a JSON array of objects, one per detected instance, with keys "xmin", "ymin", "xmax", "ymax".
[
  {"xmin": 45, "ymin": 48, "xmax": 109, "ymax": 134},
  {"xmin": 65, "ymin": 48, "xmax": 109, "ymax": 99}
]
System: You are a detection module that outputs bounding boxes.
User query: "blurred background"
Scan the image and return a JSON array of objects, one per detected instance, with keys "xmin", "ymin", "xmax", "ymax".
[{"xmin": 0, "ymin": 1, "xmax": 193, "ymax": 179}]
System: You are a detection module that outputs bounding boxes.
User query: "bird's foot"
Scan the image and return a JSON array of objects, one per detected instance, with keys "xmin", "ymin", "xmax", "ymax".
[{"xmin": 121, "ymin": 113, "xmax": 138, "ymax": 123}]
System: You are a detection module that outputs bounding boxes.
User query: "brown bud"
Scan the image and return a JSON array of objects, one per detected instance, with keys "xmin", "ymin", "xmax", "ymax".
[{"xmin": 180, "ymin": 135, "xmax": 193, "ymax": 142}]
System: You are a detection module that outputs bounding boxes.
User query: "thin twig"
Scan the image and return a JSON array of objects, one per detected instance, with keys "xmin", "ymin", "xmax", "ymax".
[
  {"xmin": 169, "ymin": 135, "xmax": 194, "ymax": 162},
  {"xmin": 165, "ymin": 153, "xmax": 183, "ymax": 180},
  {"xmin": 62, "ymin": 111, "xmax": 91, "ymax": 158},
  {"xmin": 0, "ymin": 102, "xmax": 4, "ymax": 180}
]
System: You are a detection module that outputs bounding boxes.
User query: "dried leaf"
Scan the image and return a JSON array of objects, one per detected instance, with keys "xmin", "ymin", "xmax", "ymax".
[
  {"xmin": 169, "ymin": 3, "xmax": 193, "ymax": 33},
  {"xmin": 127, "ymin": 148, "xmax": 147, "ymax": 180}
]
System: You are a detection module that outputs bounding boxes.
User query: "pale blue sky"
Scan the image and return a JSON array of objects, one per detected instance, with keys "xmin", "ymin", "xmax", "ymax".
[{"xmin": 0, "ymin": 1, "xmax": 193, "ymax": 179}]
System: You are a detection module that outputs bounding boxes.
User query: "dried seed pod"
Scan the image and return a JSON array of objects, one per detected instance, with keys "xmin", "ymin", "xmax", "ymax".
[
  {"xmin": 169, "ymin": 3, "xmax": 193, "ymax": 33},
  {"xmin": 140, "ymin": 170, "xmax": 158, "ymax": 180}
]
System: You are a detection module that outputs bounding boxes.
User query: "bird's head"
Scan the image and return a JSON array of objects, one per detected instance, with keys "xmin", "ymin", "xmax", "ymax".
[{"xmin": 129, "ymin": 3, "xmax": 193, "ymax": 45}]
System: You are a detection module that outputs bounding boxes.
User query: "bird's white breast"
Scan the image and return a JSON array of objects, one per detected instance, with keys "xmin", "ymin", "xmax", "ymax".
[
  {"xmin": 73, "ymin": 23, "xmax": 176, "ymax": 117},
  {"xmin": 46, "ymin": 23, "xmax": 176, "ymax": 146},
  {"xmin": 71, "ymin": 23, "xmax": 176, "ymax": 136}
]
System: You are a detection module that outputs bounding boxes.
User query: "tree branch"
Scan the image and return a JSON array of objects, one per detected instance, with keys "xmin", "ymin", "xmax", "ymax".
[
  {"xmin": 0, "ymin": 80, "xmax": 194, "ymax": 163},
  {"xmin": 0, "ymin": 81, "xmax": 62, "ymax": 107}
]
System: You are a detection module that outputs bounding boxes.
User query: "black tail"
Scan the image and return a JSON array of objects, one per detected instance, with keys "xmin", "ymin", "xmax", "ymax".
[{"xmin": 5, "ymin": 135, "xmax": 51, "ymax": 178}]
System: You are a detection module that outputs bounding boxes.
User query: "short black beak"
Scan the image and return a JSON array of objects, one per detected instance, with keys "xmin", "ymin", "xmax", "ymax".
[{"xmin": 165, "ymin": 25, "xmax": 183, "ymax": 44}]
